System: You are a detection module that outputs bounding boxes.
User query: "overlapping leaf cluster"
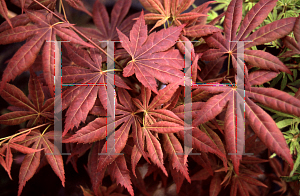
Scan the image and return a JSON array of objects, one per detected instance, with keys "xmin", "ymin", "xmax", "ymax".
[{"xmin": 0, "ymin": 0, "xmax": 300, "ymax": 195}]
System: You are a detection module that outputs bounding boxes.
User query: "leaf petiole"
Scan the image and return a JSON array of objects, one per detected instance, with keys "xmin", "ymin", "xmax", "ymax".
[
  {"xmin": 42, "ymin": 124, "xmax": 52, "ymax": 135},
  {"xmin": 0, "ymin": 124, "xmax": 50, "ymax": 147},
  {"xmin": 102, "ymin": 69, "xmax": 122, "ymax": 73},
  {"xmin": 0, "ymin": 123, "xmax": 51, "ymax": 144}
]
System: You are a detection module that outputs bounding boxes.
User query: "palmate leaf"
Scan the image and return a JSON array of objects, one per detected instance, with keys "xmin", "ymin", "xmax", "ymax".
[
  {"xmin": 140, "ymin": 0, "xmax": 205, "ymax": 30},
  {"xmin": 78, "ymin": 0, "xmax": 137, "ymax": 41},
  {"xmin": 132, "ymin": 83, "xmax": 183, "ymax": 125},
  {"xmin": 117, "ymin": 11, "xmax": 185, "ymax": 93},
  {"xmin": 17, "ymin": 129, "xmax": 65, "ymax": 196},
  {"xmin": 131, "ymin": 84, "xmax": 186, "ymax": 177},
  {"xmin": 63, "ymin": 88, "xmax": 143, "ymax": 172},
  {"xmin": 64, "ymin": 82, "xmax": 189, "ymax": 188},
  {"xmin": 177, "ymin": 1, "xmax": 222, "ymax": 38},
  {"xmin": 0, "ymin": 71, "xmax": 54, "ymax": 127},
  {"xmin": 64, "ymin": 89, "xmax": 143, "ymax": 194},
  {"xmin": 229, "ymin": 172, "xmax": 267, "ymax": 196},
  {"xmin": 61, "ymin": 43, "xmax": 130, "ymax": 135},
  {"xmin": 205, "ymin": 156, "xmax": 268, "ymax": 196},
  {"xmin": 100, "ymin": 83, "xmax": 184, "ymax": 177},
  {"xmin": 201, "ymin": 0, "xmax": 296, "ymax": 79},
  {"xmin": 0, "ymin": 131, "xmax": 41, "ymax": 180},
  {"xmin": 132, "ymin": 84, "xmax": 227, "ymax": 181},
  {"xmin": 0, "ymin": 10, "xmax": 93, "ymax": 95},
  {"xmin": 193, "ymin": 85, "xmax": 300, "ymax": 174},
  {"xmin": 63, "ymin": 89, "xmax": 136, "ymax": 144}
]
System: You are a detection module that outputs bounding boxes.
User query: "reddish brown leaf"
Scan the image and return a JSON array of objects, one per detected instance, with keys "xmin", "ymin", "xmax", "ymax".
[
  {"xmin": 79, "ymin": 0, "xmax": 135, "ymax": 41},
  {"xmin": 193, "ymin": 85, "xmax": 297, "ymax": 173},
  {"xmin": 143, "ymin": 0, "xmax": 205, "ymax": 29},
  {"xmin": 209, "ymin": 172, "xmax": 222, "ymax": 196},
  {"xmin": 0, "ymin": 72, "xmax": 53, "ymax": 127},
  {"xmin": 281, "ymin": 16, "xmax": 300, "ymax": 58},
  {"xmin": 87, "ymin": 141, "xmax": 105, "ymax": 194},
  {"xmin": 65, "ymin": 0, "xmax": 92, "ymax": 16},
  {"xmin": 117, "ymin": 11, "xmax": 184, "ymax": 93},
  {"xmin": 247, "ymin": 87, "xmax": 300, "ymax": 117},
  {"xmin": 0, "ymin": 0, "xmax": 13, "ymax": 28},
  {"xmin": 184, "ymin": 24, "xmax": 222, "ymax": 38},
  {"xmin": 144, "ymin": 127, "xmax": 168, "ymax": 176},
  {"xmin": 18, "ymin": 129, "xmax": 65, "ymax": 196},
  {"xmin": 245, "ymin": 17, "xmax": 296, "ymax": 48},
  {"xmin": 0, "ymin": 13, "xmax": 30, "ymax": 32},
  {"xmin": 107, "ymin": 156, "xmax": 134, "ymax": 196},
  {"xmin": 0, "ymin": 10, "xmax": 93, "ymax": 92},
  {"xmin": 163, "ymin": 133, "xmax": 191, "ymax": 182},
  {"xmin": 245, "ymin": 97, "xmax": 293, "ymax": 168},
  {"xmin": 0, "ymin": 131, "xmax": 40, "ymax": 180},
  {"xmin": 248, "ymin": 70, "xmax": 278, "ymax": 86},
  {"xmin": 96, "ymin": 116, "xmax": 132, "ymax": 173},
  {"xmin": 62, "ymin": 45, "xmax": 129, "ymax": 134},
  {"xmin": 201, "ymin": 0, "xmax": 294, "ymax": 78},
  {"xmin": 235, "ymin": 0, "xmax": 277, "ymax": 41}
]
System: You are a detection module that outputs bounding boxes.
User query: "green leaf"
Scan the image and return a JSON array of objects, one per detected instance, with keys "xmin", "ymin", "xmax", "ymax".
[
  {"xmin": 292, "ymin": 69, "xmax": 297, "ymax": 80},
  {"xmin": 288, "ymin": 79, "xmax": 300, "ymax": 86},
  {"xmin": 287, "ymin": 85, "xmax": 299, "ymax": 93},
  {"xmin": 276, "ymin": 118, "xmax": 294, "ymax": 129},
  {"xmin": 281, "ymin": 73, "xmax": 287, "ymax": 90},
  {"xmin": 290, "ymin": 154, "xmax": 300, "ymax": 177},
  {"xmin": 287, "ymin": 73, "xmax": 294, "ymax": 82},
  {"xmin": 281, "ymin": 175, "xmax": 299, "ymax": 182},
  {"xmin": 270, "ymin": 72, "xmax": 283, "ymax": 87}
]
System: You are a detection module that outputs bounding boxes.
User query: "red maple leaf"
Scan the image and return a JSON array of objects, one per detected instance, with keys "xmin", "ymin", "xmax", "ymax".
[
  {"xmin": 0, "ymin": 10, "xmax": 93, "ymax": 95},
  {"xmin": 193, "ymin": 84, "xmax": 300, "ymax": 173},
  {"xmin": 141, "ymin": 0, "xmax": 205, "ymax": 30},
  {"xmin": 0, "ymin": 131, "xmax": 41, "ymax": 180},
  {"xmin": 201, "ymin": 0, "xmax": 295, "ymax": 82},
  {"xmin": 0, "ymin": 71, "xmax": 54, "ymax": 127},
  {"xmin": 117, "ymin": 11, "xmax": 185, "ymax": 93},
  {"xmin": 61, "ymin": 43, "xmax": 130, "ymax": 134},
  {"xmin": 17, "ymin": 128, "xmax": 65, "ymax": 196}
]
